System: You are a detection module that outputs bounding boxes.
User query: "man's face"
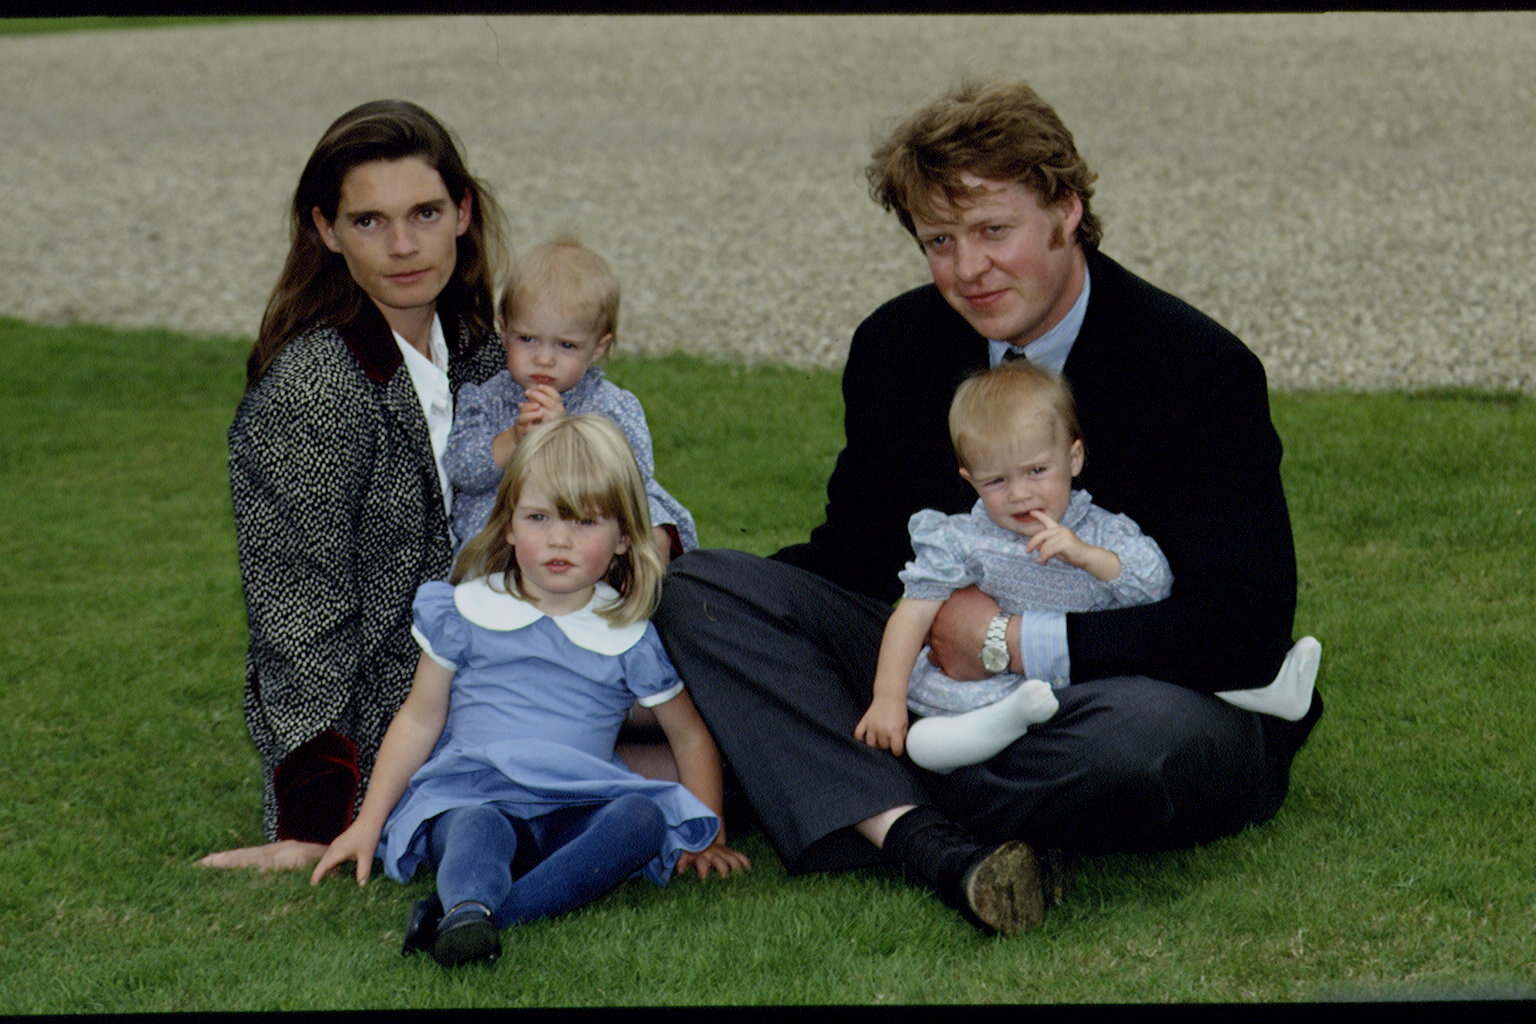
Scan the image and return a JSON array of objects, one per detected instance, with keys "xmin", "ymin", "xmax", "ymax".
[{"xmin": 911, "ymin": 175, "xmax": 1086, "ymax": 347}]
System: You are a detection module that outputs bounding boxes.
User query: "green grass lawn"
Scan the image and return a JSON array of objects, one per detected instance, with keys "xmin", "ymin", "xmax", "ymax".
[
  {"xmin": 1, "ymin": 316, "xmax": 1533, "ymax": 1010},
  {"xmin": 0, "ymin": 16, "xmax": 270, "ymax": 36}
]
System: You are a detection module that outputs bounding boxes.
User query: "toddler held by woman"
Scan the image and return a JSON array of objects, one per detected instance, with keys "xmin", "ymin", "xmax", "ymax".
[{"xmin": 445, "ymin": 236, "xmax": 696, "ymax": 562}]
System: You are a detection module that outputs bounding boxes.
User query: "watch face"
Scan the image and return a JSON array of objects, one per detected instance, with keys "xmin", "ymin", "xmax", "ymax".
[{"xmin": 982, "ymin": 646, "xmax": 1009, "ymax": 674}]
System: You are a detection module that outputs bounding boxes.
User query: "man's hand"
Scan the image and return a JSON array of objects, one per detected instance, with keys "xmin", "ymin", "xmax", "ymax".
[{"xmin": 926, "ymin": 585, "xmax": 1002, "ymax": 680}]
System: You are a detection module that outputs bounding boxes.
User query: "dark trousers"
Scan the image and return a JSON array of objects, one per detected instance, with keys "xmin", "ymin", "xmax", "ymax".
[{"xmin": 653, "ymin": 549, "xmax": 1309, "ymax": 873}]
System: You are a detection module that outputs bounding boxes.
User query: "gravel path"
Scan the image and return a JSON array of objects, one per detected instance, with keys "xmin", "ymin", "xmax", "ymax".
[{"xmin": 3, "ymin": 13, "xmax": 1533, "ymax": 392}]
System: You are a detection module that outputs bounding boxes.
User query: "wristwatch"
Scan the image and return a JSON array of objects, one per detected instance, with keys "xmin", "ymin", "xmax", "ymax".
[{"xmin": 980, "ymin": 612, "xmax": 1012, "ymax": 674}]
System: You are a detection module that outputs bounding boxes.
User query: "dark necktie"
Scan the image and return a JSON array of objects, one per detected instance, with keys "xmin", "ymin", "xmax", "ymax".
[{"xmin": 1002, "ymin": 346, "xmax": 1028, "ymax": 362}]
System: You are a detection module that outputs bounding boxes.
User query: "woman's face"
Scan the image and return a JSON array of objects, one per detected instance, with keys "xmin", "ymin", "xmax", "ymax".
[{"xmin": 312, "ymin": 156, "xmax": 471, "ymax": 339}]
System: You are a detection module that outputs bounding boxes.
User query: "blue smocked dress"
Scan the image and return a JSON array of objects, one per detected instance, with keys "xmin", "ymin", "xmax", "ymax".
[
  {"xmin": 377, "ymin": 577, "xmax": 718, "ymax": 886},
  {"xmin": 900, "ymin": 489, "xmax": 1174, "ymax": 716}
]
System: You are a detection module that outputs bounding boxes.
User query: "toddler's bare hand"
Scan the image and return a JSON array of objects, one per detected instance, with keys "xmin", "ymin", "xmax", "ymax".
[{"xmin": 854, "ymin": 702, "xmax": 909, "ymax": 757}]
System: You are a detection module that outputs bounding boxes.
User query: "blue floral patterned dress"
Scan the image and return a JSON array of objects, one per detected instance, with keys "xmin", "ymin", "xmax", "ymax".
[{"xmin": 900, "ymin": 489, "xmax": 1173, "ymax": 716}]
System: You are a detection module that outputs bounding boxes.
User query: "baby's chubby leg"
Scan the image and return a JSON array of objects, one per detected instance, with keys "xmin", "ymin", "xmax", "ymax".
[
  {"xmin": 1216, "ymin": 636, "xmax": 1321, "ymax": 722},
  {"xmin": 906, "ymin": 680, "xmax": 1060, "ymax": 775}
]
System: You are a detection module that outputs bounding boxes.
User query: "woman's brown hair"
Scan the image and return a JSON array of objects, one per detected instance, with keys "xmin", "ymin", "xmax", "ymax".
[{"xmin": 246, "ymin": 99, "xmax": 507, "ymax": 387}]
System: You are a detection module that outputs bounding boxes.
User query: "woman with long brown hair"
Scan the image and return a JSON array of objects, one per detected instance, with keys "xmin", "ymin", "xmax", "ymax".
[{"xmin": 201, "ymin": 100, "xmax": 508, "ymax": 871}]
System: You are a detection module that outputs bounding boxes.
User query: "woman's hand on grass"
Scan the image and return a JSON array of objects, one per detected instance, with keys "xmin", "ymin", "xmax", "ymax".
[{"xmin": 196, "ymin": 840, "xmax": 327, "ymax": 872}]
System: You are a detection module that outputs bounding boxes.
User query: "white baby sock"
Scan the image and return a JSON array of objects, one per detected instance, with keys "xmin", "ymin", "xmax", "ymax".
[
  {"xmin": 1216, "ymin": 635, "xmax": 1321, "ymax": 722},
  {"xmin": 907, "ymin": 678, "xmax": 1060, "ymax": 774}
]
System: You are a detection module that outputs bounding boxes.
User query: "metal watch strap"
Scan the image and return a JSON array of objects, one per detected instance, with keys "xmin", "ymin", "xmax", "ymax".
[{"xmin": 982, "ymin": 612, "xmax": 1011, "ymax": 674}]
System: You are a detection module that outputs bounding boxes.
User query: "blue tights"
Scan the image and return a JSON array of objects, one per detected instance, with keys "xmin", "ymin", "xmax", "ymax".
[{"xmin": 425, "ymin": 795, "xmax": 667, "ymax": 928}]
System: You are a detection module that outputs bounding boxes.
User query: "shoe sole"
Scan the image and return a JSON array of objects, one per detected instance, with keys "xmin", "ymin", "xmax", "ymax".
[
  {"xmin": 431, "ymin": 918, "xmax": 501, "ymax": 967},
  {"xmin": 963, "ymin": 840, "xmax": 1046, "ymax": 936},
  {"xmin": 1039, "ymin": 847, "xmax": 1077, "ymax": 907}
]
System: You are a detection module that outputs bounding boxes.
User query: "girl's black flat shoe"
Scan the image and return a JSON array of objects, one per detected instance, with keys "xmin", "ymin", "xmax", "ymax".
[
  {"xmin": 400, "ymin": 895, "xmax": 443, "ymax": 957},
  {"xmin": 431, "ymin": 903, "xmax": 500, "ymax": 967}
]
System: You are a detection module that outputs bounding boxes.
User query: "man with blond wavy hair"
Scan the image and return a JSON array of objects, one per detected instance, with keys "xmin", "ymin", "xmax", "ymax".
[{"xmin": 656, "ymin": 78, "xmax": 1322, "ymax": 935}]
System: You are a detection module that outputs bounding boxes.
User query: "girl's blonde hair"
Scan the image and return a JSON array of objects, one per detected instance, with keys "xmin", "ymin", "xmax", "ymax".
[
  {"xmin": 452, "ymin": 415, "xmax": 664, "ymax": 626},
  {"xmin": 949, "ymin": 361, "xmax": 1083, "ymax": 471}
]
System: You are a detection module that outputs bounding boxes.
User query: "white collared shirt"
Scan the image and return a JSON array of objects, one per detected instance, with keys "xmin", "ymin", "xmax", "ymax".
[{"xmin": 394, "ymin": 314, "xmax": 455, "ymax": 526}]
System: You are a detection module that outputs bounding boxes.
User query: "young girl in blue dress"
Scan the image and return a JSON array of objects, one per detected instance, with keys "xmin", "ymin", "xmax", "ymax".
[{"xmin": 310, "ymin": 414, "xmax": 749, "ymax": 967}]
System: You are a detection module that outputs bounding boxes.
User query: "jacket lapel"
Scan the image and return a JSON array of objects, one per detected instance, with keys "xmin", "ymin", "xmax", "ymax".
[{"xmin": 335, "ymin": 300, "xmax": 446, "ymax": 522}]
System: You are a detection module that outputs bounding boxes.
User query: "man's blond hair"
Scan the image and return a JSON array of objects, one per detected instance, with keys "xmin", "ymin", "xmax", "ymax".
[{"xmin": 867, "ymin": 77, "xmax": 1102, "ymax": 250}]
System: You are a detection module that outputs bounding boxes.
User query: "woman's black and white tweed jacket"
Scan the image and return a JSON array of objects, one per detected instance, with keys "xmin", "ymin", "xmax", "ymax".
[{"xmin": 228, "ymin": 301, "xmax": 501, "ymax": 841}]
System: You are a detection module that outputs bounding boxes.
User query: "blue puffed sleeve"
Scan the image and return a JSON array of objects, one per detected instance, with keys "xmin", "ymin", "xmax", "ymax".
[
  {"xmin": 620, "ymin": 624, "xmax": 686, "ymax": 708},
  {"xmin": 1086, "ymin": 510, "xmax": 1175, "ymax": 608},
  {"xmin": 410, "ymin": 580, "xmax": 471, "ymax": 670},
  {"xmin": 898, "ymin": 509, "xmax": 977, "ymax": 602}
]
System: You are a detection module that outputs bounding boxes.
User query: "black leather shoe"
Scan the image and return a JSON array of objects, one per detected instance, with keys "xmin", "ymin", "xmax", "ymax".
[
  {"xmin": 882, "ymin": 806, "xmax": 1065, "ymax": 937},
  {"xmin": 431, "ymin": 903, "xmax": 500, "ymax": 968},
  {"xmin": 400, "ymin": 895, "xmax": 443, "ymax": 957}
]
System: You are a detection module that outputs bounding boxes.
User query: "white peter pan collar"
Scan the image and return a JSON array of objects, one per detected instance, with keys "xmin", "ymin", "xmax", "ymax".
[{"xmin": 453, "ymin": 576, "xmax": 648, "ymax": 656}]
